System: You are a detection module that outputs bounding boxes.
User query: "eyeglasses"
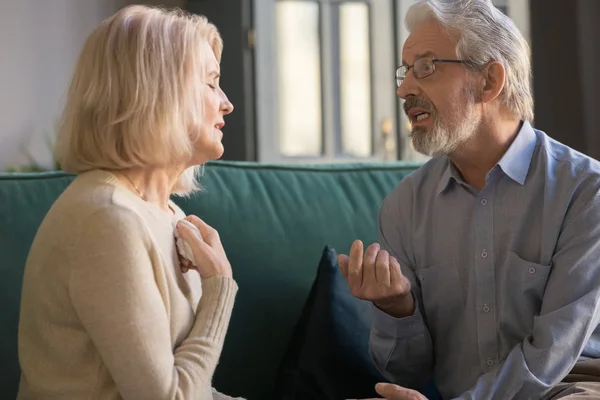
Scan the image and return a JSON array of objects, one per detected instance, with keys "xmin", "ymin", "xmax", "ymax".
[{"xmin": 396, "ymin": 57, "xmax": 469, "ymax": 87}]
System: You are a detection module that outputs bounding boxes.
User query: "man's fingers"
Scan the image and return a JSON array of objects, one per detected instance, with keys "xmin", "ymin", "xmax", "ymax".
[
  {"xmin": 363, "ymin": 243, "xmax": 380, "ymax": 284},
  {"xmin": 348, "ymin": 240, "xmax": 364, "ymax": 290},
  {"xmin": 375, "ymin": 382, "xmax": 426, "ymax": 400},
  {"xmin": 389, "ymin": 256, "xmax": 403, "ymax": 286},
  {"xmin": 376, "ymin": 249, "xmax": 391, "ymax": 286},
  {"xmin": 345, "ymin": 381, "xmax": 427, "ymax": 400},
  {"xmin": 338, "ymin": 254, "xmax": 350, "ymax": 279}
]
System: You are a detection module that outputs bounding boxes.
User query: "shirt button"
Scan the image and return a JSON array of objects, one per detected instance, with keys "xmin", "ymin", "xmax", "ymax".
[
  {"xmin": 487, "ymin": 359, "xmax": 494, "ymax": 366},
  {"xmin": 418, "ymin": 274, "xmax": 424, "ymax": 281},
  {"xmin": 481, "ymin": 250, "xmax": 488, "ymax": 258},
  {"xmin": 481, "ymin": 198, "xmax": 488, "ymax": 206},
  {"xmin": 483, "ymin": 305, "xmax": 490, "ymax": 313},
  {"xmin": 528, "ymin": 266, "xmax": 536, "ymax": 274}
]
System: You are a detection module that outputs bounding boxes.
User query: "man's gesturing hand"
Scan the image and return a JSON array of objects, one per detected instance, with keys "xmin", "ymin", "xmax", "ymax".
[
  {"xmin": 338, "ymin": 240, "xmax": 415, "ymax": 318},
  {"xmin": 348, "ymin": 383, "xmax": 428, "ymax": 400}
]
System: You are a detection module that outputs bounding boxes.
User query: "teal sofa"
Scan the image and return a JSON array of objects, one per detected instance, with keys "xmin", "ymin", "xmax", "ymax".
[{"xmin": 0, "ymin": 160, "xmax": 421, "ymax": 399}]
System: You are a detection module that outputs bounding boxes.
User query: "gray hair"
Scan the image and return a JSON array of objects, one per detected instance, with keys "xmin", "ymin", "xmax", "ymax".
[{"xmin": 406, "ymin": 0, "xmax": 534, "ymax": 122}]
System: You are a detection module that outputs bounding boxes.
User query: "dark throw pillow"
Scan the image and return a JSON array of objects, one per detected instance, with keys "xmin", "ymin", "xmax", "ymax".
[
  {"xmin": 273, "ymin": 245, "xmax": 389, "ymax": 400},
  {"xmin": 273, "ymin": 245, "xmax": 442, "ymax": 400}
]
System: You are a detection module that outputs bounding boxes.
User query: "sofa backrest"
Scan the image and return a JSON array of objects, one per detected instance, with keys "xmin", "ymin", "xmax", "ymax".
[{"xmin": 0, "ymin": 160, "xmax": 420, "ymax": 399}]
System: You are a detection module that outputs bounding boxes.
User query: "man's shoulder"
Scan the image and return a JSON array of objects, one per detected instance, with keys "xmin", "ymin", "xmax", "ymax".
[
  {"xmin": 535, "ymin": 129, "xmax": 600, "ymax": 210},
  {"xmin": 536, "ymin": 129, "xmax": 600, "ymax": 177},
  {"xmin": 384, "ymin": 157, "xmax": 447, "ymax": 203},
  {"xmin": 535, "ymin": 130, "xmax": 600, "ymax": 189}
]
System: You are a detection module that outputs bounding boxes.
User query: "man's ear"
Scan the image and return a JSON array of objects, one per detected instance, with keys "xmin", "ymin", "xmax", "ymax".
[{"xmin": 479, "ymin": 61, "xmax": 505, "ymax": 104}]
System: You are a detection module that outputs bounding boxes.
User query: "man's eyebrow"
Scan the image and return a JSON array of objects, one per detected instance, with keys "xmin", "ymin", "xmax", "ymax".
[
  {"xmin": 401, "ymin": 51, "xmax": 436, "ymax": 66},
  {"xmin": 208, "ymin": 71, "xmax": 220, "ymax": 78}
]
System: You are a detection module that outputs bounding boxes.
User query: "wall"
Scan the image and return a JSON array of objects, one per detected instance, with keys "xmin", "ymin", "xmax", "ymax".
[
  {"xmin": 0, "ymin": 0, "xmax": 185, "ymax": 171},
  {"xmin": 188, "ymin": 0, "xmax": 256, "ymax": 161},
  {"xmin": 577, "ymin": 0, "xmax": 600, "ymax": 160},
  {"xmin": 530, "ymin": 0, "xmax": 600, "ymax": 159}
]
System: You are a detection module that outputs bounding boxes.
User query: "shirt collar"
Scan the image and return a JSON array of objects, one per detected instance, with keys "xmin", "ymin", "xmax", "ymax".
[
  {"xmin": 497, "ymin": 120, "xmax": 537, "ymax": 185},
  {"xmin": 436, "ymin": 159, "xmax": 461, "ymax": 195},
  {"xmin": 436, "ymin": 121, "xmax": 537, "ymax": 195}
]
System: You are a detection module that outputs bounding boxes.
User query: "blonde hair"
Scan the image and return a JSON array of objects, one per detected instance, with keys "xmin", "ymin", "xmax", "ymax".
[
  {"xmin": 55, "ymin": 5, "xmax": 223, "ymax": 194},
  {"xmin": 406, "ymin": 0, "xmax": 534, "ymax": 122}
]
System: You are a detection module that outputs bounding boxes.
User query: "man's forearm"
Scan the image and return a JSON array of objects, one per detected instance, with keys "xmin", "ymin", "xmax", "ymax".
[{"xmin": 370, "ymin": 303, "xmax": 433, "ymax": 389}]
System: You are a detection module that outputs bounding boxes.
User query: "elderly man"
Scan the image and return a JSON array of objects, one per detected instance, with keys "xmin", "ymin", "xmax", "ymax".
[{"xmin": 339, "ymin": 0, "xmax": 600, "ymax": 399}]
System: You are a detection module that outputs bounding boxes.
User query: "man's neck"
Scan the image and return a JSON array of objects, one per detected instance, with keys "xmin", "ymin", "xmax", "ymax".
[{"xmin": 449, "ymin": 118, "xmax": 523, "ymax": 190}]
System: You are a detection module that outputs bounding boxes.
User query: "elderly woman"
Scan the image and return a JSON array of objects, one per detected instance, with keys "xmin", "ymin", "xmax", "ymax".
[{"xmin": 17, "ymin": 5, "xmax": 244, "ymax": 400}]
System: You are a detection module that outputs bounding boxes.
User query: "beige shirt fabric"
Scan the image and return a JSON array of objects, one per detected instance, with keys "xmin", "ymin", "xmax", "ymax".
[{"xmin": 17, "ymin": 169, "xmax": 240, "ymax": 400}]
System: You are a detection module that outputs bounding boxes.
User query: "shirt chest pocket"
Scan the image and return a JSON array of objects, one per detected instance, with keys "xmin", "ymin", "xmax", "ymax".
[
  {"xmin": 504, "ymin": 251, "xmax": 552, "ymax": 306},
  {"xmin": 499, "ymin": 251, "xmax": 552, "ymax": 333},
  {"xmin": 416, "ymin": 263, "xmax": 464, "ymax": 332}
]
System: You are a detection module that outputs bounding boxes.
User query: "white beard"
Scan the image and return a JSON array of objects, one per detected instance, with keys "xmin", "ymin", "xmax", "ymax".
[{"xmin": 410, "ymin": 90, "xmax": 481, "ymax": 157}]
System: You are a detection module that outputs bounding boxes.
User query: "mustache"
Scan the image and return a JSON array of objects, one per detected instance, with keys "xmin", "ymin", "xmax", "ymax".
[{"xmin": 403, "ymin": 97, "xmax": 435, "ymax": 116}]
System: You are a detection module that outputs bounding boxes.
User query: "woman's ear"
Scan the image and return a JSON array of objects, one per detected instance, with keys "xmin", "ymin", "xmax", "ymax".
[{"xmin": 480, "ymin": 61, "xmax": 505, "ymax": 104}]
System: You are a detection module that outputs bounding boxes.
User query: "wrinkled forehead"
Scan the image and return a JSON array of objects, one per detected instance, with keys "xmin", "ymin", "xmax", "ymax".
[{"xmin": 402, "ymin": 19, "xmax": 460, "ymax": 65}]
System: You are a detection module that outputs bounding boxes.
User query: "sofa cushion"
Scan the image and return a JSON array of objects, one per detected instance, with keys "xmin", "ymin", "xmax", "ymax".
[
  {"xmin": 274, "ymin": 246, "xmax": 388, "ymax": 400},
  {"xmin": 0, "ymin": 172, "xmax": 75, "ymax": 396},
  {"xmin": 173, "ymin": 162, "xmax": 419, "ymax": 399}
]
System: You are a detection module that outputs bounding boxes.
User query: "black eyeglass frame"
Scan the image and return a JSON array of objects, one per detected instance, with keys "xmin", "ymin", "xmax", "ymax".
[{"xmin": 395, "ymin": 57, "xmax": 470, "ymax": 87}]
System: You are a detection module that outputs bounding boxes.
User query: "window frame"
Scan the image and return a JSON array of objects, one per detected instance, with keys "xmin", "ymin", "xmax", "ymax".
[{"xmin": 254, "ymin": 0, "xmax": 398, "ymax": 164}]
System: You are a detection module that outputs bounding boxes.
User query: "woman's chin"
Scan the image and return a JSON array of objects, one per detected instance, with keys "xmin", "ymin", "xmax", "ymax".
[
  {"xmin": 212, "ymin": 143, "xmax": 224, "ymax": 159},
  {"xmin": 205, "ymin": 145, "xmax": 224, "ymax": 162},
  {"xmin": 189, "ymin": 146, "xmax": 224, "ymax": 165}
]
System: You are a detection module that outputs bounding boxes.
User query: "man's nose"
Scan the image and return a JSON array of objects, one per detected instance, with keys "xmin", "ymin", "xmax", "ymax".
[{"xmin": 396, "ymin": 72, "xmax": 420, "ymax": 100}]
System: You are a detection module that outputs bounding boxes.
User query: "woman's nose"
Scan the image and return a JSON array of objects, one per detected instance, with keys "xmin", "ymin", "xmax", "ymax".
[{"xmin": 220, "ymin": 91, "xmax": 234, "ymax": 115}]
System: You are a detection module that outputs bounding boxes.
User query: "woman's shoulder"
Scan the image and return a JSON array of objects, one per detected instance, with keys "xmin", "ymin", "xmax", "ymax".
[
  {"xmin": 25, "ymin": 171, "xmax": 153, "ymax": 280},
  {"xmin": 45, "ymin": 170, "xmax": 150, "ymax": 237}
]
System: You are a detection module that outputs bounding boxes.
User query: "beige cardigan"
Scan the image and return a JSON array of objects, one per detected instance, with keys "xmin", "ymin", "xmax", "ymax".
[{"xmin": 17, "ymin": 170, "xmax": 242, "ymax": 399}]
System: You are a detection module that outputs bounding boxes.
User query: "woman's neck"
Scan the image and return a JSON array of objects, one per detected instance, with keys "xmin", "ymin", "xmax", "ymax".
[{"xmin": 113, "ymin": 167, "xmax": 182, "ymax": 214}]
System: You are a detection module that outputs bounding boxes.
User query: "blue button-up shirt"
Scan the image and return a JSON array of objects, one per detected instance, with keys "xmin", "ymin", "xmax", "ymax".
[{"xmin": 372, "ymin": 121, "xmax": 600, "ymax": 399}]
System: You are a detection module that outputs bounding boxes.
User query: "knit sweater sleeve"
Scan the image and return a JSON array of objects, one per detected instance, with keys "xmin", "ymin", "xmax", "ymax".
[{"xmin": 68, "ymin": 206, "xmax": 238, "ymax": 400}]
